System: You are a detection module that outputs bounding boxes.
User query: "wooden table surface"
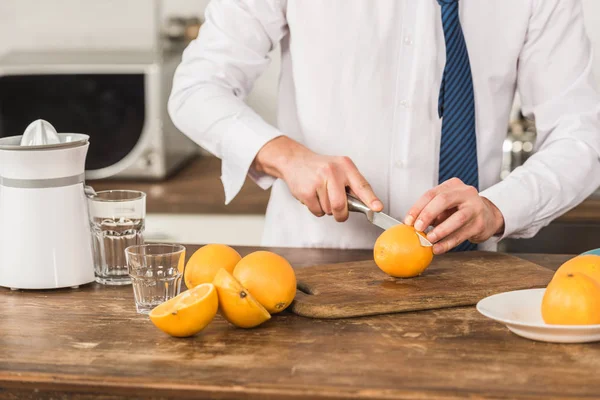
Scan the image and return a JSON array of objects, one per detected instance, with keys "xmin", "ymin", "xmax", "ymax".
[
  {"xmin": 2, "ymin": 246, "xmax": 599, "ymax": 400},
  {"xmin": 88, "ymin": 156, "xmax": 600, "ymax": 222}
]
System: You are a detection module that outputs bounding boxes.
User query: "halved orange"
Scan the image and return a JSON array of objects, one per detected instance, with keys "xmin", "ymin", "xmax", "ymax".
[
  {"xmin": 213, "ymin": 268, "xmax": 271, "ymax": 328},
  {"xmin": 233, "ymin": 251, "xmax": 296, "ymax": 314},
  {"xmin": 149, "ymin": 283, "xmax": 218, "ymax": 337}
]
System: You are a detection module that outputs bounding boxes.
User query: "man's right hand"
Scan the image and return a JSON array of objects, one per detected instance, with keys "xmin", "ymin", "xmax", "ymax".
[{"xmin": 252, "ymin": 136, "xmax": 383, "ymax": 221}]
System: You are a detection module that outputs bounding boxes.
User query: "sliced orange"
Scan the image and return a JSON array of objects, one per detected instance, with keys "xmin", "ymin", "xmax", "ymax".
[
  {"xmin": 213, "ymin": 268, "xmax": 271, "ymax": 329},
  {"xmin": 149, "ymin": 283, "xmax": 218, "ymax": 337},
  {"xmin": 233, "ymin": 251, "xmax": 297, "ymax": 314}
]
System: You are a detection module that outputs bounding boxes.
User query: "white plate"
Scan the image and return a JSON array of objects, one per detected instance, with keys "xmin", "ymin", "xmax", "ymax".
[{"xmin": 476, "ymin": 288, "xmax": 600, "ymax": 343}]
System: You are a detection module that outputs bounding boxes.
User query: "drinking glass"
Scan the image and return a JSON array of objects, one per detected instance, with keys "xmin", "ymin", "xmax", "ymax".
[
  {"xmin": 125, "ymin": 244, "xmax": 185, "ymax": 314},
  {"xmin": 88, "ymin": 190, "xmax": 146, "ymax": 285}
]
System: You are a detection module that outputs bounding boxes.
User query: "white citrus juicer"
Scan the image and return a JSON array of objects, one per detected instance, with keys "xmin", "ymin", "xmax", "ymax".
[{"xmin": 0, "ymin": 120, "xmax": 95, "ymax": 289}]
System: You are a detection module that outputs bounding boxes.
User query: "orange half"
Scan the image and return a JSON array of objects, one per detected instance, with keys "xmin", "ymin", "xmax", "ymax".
[
  {"xmin": 149, "ymin": 283, "xmax": 218, "ymax": 337},
  {"xmin": 213, "ymin": 268, "xmax": 271, "ymax": 329}
]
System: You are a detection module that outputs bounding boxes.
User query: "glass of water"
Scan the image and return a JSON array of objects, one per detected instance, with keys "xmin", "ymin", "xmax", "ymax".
[
  {"xmin": 125, "ymin": 244, "xmax": 185, "ymax": 314},
  {"xmin": 87, "ymin": 190, "xmax": 146, "ymax": 285}
]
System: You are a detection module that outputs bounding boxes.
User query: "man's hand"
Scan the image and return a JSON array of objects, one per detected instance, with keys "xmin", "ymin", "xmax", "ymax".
[
  {"xmin": 404, "ymin": 178, "xmax": 505, "ymax": 254},
  {"xmin": 253, "ymin": 136, "xmax": 383, "ymax": 221}
]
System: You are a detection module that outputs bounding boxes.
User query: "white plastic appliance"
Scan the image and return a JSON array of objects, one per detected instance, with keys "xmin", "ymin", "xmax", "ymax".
[{"xmin": 0, "ymin": 120, "xmax": 95, "ymax": 289}]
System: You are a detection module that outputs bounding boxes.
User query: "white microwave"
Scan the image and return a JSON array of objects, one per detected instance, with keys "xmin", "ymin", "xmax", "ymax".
[{"xmin": 0, "ymin": 50, "xmax": 198, "ymax": 180}]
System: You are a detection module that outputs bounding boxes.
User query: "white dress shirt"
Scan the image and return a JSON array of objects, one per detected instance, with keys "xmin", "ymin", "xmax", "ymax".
[{"xmin": 168, "ymin": 0, "xmax": 600, "ymax": 250}]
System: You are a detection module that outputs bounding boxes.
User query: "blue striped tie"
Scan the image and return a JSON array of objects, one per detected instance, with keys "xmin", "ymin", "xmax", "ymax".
[{"xmin": 437, "ymin": 0, "xmax": 478, "ymax": 251}]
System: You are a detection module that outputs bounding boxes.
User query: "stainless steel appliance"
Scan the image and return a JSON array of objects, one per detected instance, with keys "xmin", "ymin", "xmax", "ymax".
[
  {"xmin": 0, "ymin": 50, "xmax": 198, "ymax": 180},
  {"xmin": 500, "ymin": 111, "xmax": 536, "ymax": 180}
]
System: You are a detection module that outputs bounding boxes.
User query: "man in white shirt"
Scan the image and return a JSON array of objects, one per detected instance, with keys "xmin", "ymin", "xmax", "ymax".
[{"xmin": 168, "ymin": 0, "xmax": 600, "ymax": 253}]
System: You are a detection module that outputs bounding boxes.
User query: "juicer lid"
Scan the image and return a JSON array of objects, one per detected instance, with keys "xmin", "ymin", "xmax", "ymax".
[{"xmin": 0, "ymin": 119, "xmax": 89, "ymax": 151}]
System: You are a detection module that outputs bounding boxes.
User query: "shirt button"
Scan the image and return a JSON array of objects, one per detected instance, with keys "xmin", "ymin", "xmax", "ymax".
[
  {"xmin": 404, "ymin": 36, "xmax": 413, "ymax": 46},
  {"xmin": 400, "ymin": 100, "xmax": 410, "ymax": 108},
  {"xmin": 395, "ymin": 160, "xmax": 405, "ymax": 168}
]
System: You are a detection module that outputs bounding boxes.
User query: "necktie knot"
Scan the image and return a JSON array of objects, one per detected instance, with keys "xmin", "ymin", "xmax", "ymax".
[{"xmin": 437, "ymin": 0, "xmax": 458, "ymax": 5}]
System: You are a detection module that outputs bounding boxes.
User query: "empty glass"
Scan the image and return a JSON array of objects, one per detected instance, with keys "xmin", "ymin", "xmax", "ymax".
[
  {"xmin": 88, "ymin": 190, "xmax": 146, "ymax": 285},
  {"xmin": 125, "ymin": 244, "xmax": 185, "ymax": 314}
]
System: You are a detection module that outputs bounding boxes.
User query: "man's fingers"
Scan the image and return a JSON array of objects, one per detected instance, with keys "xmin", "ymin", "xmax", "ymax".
[
  {"xmin": 327, "ymin": 173, "xmax": 349, "ymax": 222},
  {"xmin": 432, "ymin": 224, "xmax": 476, "ymax": 255},
  {"xmin": 412, "ymin": 189, "xmax": 464, "ymax": 232},
  {"xmin": 404, "ymin": 188, "xmax": 439, "ymax": 227},
  {"xmin": 347, "ymin": 171, "xmax": 383, "ymax": 212},
  {"xmin": 404, "ymin": 178, "xmax": 464, "ymax": 226},
  {"xmin": 426, "ymin": 208, "xmax": 474, "ymax": 244},
  {"xmin": 297, "ymin": 186, "xmax": 325, "ymax": 217},
  {"xmin": 316, "ymin": 183, "xmax": 332, "ymax": 215},
  {"xmin": 312, "ymin": 155, "xmax": 383, "ymax": 222},
  {"xmin": 432, "ymin": 208, "xmax": 456, "ymax": 226},
  {"xmin": 302, "ymin": 195, "xmax": 325, "ymax": 217}
]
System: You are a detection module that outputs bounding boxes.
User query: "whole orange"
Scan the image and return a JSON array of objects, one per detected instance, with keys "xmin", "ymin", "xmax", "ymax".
[
  {"xmin": 553, "ymin": 254, "xmax": 600, "ymax": 286},
  {"xmin": 233, "ymin": 251, "xmax": 296, "ymax": 314},
  {"xmin": 541, "ymin": 272, "xmax": 600, "ymax": 325},
  {"xmin": 373, "ymin": 224, "xmax": 434, "ymax": 278},
  {"xmin": 184, "ymin": 244, "xmax": 242, "ymax": 289}
]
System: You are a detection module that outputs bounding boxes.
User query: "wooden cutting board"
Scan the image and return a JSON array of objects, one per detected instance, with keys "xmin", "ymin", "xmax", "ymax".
[{"xmin": 290, "ymin": 251, "xmax": 554, "ymax": 319}]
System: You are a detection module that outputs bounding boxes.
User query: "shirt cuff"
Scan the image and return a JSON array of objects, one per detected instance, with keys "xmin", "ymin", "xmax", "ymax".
[
  {"xmin": 220, "ymin": 109, "xmax": 282, "ymax": 204},
  {"xmin": 479, "ymin": 174, "xmax": 539, "ymax": 241}
]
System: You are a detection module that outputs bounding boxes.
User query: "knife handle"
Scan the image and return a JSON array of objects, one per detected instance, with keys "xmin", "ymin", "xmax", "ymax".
[{"xmin": 346, "ymin": 192, "xmax": 372, "ymax": 216}]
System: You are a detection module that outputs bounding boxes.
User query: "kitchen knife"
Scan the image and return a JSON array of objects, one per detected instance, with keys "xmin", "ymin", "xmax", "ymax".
[{"xmin": 346, "ymin": 193, "xmax": 433, "ymax": 247}]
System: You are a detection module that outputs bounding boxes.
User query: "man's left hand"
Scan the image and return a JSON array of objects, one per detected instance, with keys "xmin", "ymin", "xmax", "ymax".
[{"xmin": 404, "ymin": 178, "xmax": 505, "ymax": 255}]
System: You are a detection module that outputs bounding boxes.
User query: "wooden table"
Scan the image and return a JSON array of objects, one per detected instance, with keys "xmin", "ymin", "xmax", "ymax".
[{"xmin": 2, "ymin": 247, "xmax": 599, "ymax": 400}]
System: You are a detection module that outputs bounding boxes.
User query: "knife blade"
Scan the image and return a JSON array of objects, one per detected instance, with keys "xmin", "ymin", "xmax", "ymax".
[{"xmin": 346, "ymin": 193, "xmax": 433, "ymax": 247}]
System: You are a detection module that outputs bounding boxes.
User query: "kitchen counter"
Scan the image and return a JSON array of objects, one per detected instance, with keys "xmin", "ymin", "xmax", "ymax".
[
  {"xmin": 88, "ymin": 156, "xmax": 270, "ymax": 215},
  {"xmin": 2, "ymin": 247, "xmax": 599, "ymax": 400},
  {"xmin": 560, "ymin": 195, "xmax": 600, "ymax": 222},
  {"xmin": 89, "ymin": 156, "xmax": 600, "ymax": 223}
]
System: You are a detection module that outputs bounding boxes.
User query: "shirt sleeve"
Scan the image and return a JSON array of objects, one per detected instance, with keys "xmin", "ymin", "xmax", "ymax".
[
  {"xmin": 479, "ymin": 0, "xmax": 600, "ymax": 240},
  {"xmin": 168, "ymin": 0, "xmax": 288, "ymax": 204}
]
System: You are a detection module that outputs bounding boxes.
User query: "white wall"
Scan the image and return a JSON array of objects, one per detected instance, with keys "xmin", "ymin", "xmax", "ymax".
[
  {"xmin": 0, "ymin": 0, "xmax": 204, "ymax": 52},
  {"xmin": 582, "ymin": 0, "xmax": 600, "ymax": 89}
]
